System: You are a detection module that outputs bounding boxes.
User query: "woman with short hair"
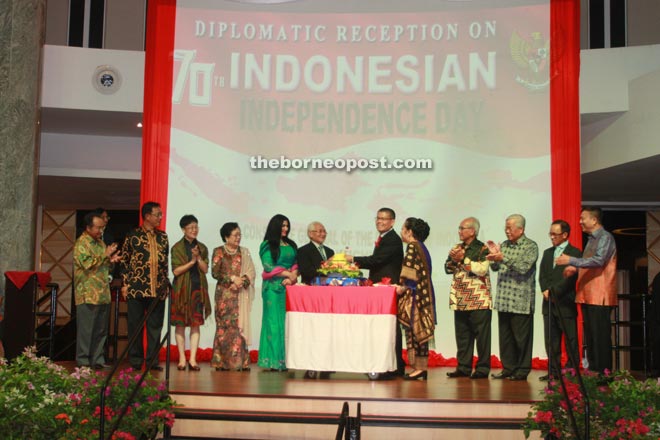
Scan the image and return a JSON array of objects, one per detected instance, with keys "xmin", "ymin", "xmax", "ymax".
[
  {"xmin": 171, "ymin": 214, "xmax": 212, "ymax": 371},
  {"xmin": 211, "ymin": 222, "xmax": 256, "ymax": 371}
]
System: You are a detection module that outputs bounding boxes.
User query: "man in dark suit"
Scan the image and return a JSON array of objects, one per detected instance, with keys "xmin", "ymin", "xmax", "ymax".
[
  {"xmin": 297, "ymin": 221, "xmax": 335, "ymax": 285},
  {"xmin": 297, "ymin": 221, "xmax": 335, "ymax": 379},
  {"xmin": 348, "ymin": 207, "xmax": 405, "ymax": 376},
  {"xmin": 539, "ymin": 219, "xmax": 582, "ymax": 381}
]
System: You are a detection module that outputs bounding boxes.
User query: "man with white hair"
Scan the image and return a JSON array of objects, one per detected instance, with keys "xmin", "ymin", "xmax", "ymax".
[
  {"xmin": 445, "ymin": 217, "xmax": 493, "ymax": 380},
  {"xmin": 297, "ymin": 221, "xmax": 335, "ymax": 285},
  {"xmin": 296, "ymin": 221, "xmax": 335, "ymax": 379},
  {"xmin": 487, "ymin": 214, "xmax": 538, "ymax": 381}
]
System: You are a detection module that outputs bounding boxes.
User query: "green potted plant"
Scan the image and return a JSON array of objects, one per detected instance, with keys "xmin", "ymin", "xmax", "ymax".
[
  {"xmin": 524, "ymin": 368, "xmax": 660, "ymax": 439},
  {"xmin": 0, "ymin": 347, "xmax": 177, "ymax": 440}
]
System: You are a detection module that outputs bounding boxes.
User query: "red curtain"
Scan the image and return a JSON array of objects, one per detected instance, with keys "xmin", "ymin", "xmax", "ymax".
[
  {"xmin": 141, "ymin": 0, "xmax": 176, "ymax": 226},
  {"xmin": 550, "ymin": 0, "xmax": 583, "ymax": 364}
]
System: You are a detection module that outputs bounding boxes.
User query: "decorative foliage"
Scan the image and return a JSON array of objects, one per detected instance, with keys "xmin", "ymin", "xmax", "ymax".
[
  {"xmin": 523, "ymin": 369, "xmax": 660, "ymax": 439},
  {"xmin": 317, "ymin": 260, "xmax": 362, "ymax": 279},
  {"xmin": 0, "ymin": 347, "xmax": 177, "ymax": 440}
]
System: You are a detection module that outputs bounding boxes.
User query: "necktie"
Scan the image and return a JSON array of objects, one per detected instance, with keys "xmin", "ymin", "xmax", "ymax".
[
  {"xmin": 318, "ymin": 245, "xmax": 327, "ymax": 260},
  {"xmin": 375, "ymin": 236, "xmax": 382, "ymax": 248},
  {"xmin": 553, "ymin": 246, "xmax": 563, "ymax": 268}
]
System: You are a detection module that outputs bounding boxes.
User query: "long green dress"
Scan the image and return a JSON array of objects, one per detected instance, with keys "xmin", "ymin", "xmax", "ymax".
[{"xmin": 257, "ymin": 241, "xmax": 297, "ymax": 370}]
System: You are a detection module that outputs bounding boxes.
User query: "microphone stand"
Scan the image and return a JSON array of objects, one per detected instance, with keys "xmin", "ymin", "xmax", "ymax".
[{"xmin": 548, "ymin": 291, "xmax": 590, "ymax": 440}]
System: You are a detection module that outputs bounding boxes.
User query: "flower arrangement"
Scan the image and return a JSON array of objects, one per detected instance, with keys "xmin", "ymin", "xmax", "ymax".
[
  {"xmin": 523, "ymin": 369, "xmax": 660, "ymax": 439},
  {"xmin": 317, "ymin": 253, "xmax": 362, "ymax": 279},
  {"xmin": 0, "ymin": 347, "xmax": 177, "ymax": 440}
]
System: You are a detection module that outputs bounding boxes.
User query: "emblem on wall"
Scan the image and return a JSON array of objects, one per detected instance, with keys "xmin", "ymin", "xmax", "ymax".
[
  {"xmin": 92, "ymin": 65, "xmax": 122, "ymax": 95},
  {"xmin": 510, "ymin": 31, "xmax": 550, "ymax": 91}
]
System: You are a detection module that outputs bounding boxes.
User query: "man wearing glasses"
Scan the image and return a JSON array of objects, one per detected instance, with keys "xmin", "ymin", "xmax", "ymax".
[
  {"xmin": 444, "ymin": 217, "xmax": 493, "ymax": 379},
  {"xmin": 297, "ymin": 221, "xmax": 335, "ymax": 379},
  {"xmin": 120, "ymin": 201, "xmax": 170, "ymax": 371},
  {"xmin": 539, "ymin": 220, "xmax": 582, "ymax": 381},
  {"xmin": 347, "ymin": 207, "xmax": 405, "ymax": 377},
  {"xmin": 297, "ymin": 221, "xmax": 335, "ymax": 285}
]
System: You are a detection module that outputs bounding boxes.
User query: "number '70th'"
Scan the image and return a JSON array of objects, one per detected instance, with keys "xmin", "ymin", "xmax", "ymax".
[{"xmin": 172, "ymin": 49, "xmax": 216, "ymax": 106}]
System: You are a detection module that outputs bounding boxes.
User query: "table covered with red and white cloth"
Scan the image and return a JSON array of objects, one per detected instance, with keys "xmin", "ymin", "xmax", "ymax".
[{"xmin": 285, "ymin": 285, "xmax": 397, "ymax": 373}]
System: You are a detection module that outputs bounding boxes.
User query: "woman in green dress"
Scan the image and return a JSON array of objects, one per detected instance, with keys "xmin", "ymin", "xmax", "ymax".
[{"xmin": 257, "ymin": 214, "xmax": 298, "ymax": 371}]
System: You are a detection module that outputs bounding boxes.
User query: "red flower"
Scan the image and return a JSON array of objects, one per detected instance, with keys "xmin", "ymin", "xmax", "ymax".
[
  {"xmin": 533, "ymin": 410, "xmax": 554, "ymax": 424},
  {"xmin": 55, "ymin": 413, "xmax": 71, "ymax": 425}
]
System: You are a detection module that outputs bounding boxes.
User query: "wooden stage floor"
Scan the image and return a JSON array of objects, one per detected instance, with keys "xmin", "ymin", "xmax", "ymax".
[
  {"xmin": 64, "ymin": 360, "xmax": 546, "ymax": 403},
  {"xmin": 161, "ymin": 363, "xmax": 545, "ymax": 403}
]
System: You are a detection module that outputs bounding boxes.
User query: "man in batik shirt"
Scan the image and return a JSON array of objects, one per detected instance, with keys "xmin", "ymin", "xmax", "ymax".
[
  {"xmin": 120, "ymin": 201, "xmax": 169, "ymax": 371},
  {"xmin": 488, "ymin": 214, "xmax": 539, "ymax": 381},
  {"xmin": 444, "ymin": 217, "xmax": 492, "ymax": 379},
  {"xmin": 74, "ymin": 212, "xmax": 121, "ymax": 369}
]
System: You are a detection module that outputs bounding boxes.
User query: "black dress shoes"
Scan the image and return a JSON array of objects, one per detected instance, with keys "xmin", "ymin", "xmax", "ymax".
[
  {"xmin": 470, "ymin": 371, "xmax": 489, "ymax": 379},
  {"xmin": 508, "ymin": 374, "xmax": 528, "ymax": 381},
  {"xmin": 149, "ymin": 365, "xmax": 164, "ymax": 371},
  {"xmin": 538, "ymin": 374, "xmax": 549, "ymax": 381},
  {"xmin": 491, "ymin": 372, "xmax": 512, "ymax": 379},
  {"xmin": 404, "ymin": 370, "xmax": 428, "ymax": 381},
  {"xmin": 446, "ymin": 370, "xmax": 470, "ymax": 378}
]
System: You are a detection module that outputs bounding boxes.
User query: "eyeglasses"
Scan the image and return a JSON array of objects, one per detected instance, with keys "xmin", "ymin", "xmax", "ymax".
[
  {"xmin": 548, "ymin": 232, "xmax": 565, "ymax": 237},
  {"xmin": 458, "ymin": 226, "xmax": 473, "ymax": 231},
  {"xmin": 375, "ymin": 217, "xmax": 393, "ymax": 221},
  {"xmin": 311, "ymin": 229, "xmax": 327, "ymax": 234},
  {"xmin": 150, "ymin": 212, "xmax": 163, "ymax": 218},
  {"xmin": 184, "ymin": 225, "xmax": 199, "ymax": 231}
]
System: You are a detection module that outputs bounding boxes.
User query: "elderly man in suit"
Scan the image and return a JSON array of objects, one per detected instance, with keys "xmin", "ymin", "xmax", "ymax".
[
  {"xmin": 297, "ymin": 221, "xmax": 335, "ymax": 379},
  {"xmin": 297, "ymin": 221, "xmax": 335, "ymax": 285},
  {"xmin": 539, "ymin": 220, "xmax": 582, "ymax": 381},
  {"xmin": 347, "ymin": 207, "xmax": 405, "ymax": 377}
]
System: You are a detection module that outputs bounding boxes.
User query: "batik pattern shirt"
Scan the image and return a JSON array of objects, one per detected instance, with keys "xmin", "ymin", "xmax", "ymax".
[
  {"xmin": 491, "ymin": 235, "xmax": 538, "ymax": 314},
  {"xmin": 74, "ymin": 232, "xmax": 112, "ymax": 305},
  {"xmin": 445, "ymin": 239, "xmax": 492, "ymax": 311},
  {"xmin": 121, "ymin": 227, "xmax": 169, "ymax": 299}
]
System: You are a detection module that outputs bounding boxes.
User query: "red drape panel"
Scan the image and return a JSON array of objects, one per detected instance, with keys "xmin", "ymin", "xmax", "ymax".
[
  {"xmin": 550, "ymin": 0, "xmax": 583, "ymax": 365},
  {"xmin": 141, "ymin": 0, "xmax": 176, "ymax": 226}
]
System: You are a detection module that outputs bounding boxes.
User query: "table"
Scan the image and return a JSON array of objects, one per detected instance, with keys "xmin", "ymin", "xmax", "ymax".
[{"xmin": 285, "ymin": 285, "xmax": 397, "ymax": 374}]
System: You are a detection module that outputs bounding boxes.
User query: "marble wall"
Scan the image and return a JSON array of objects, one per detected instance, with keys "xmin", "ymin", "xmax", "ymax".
[{"xmin": 0, "ymin": 0, "xmax": 46, "ymax": 290}]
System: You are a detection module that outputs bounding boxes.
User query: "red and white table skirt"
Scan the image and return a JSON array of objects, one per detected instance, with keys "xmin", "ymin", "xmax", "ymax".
[{"xmin": 285, "ymin": 285, "xmax": 397, "ymax": 373}]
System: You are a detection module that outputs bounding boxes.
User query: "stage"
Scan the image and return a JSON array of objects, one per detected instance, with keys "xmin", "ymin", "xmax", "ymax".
[{"xmin": 158, "ymin": 363, "xmax": 544, "ymax": 439}]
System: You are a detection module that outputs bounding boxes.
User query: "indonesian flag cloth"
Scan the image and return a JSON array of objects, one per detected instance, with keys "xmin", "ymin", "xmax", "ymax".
[{"xmin": 285, "ymin": 285, "xmax": 397, "ymax": 373}]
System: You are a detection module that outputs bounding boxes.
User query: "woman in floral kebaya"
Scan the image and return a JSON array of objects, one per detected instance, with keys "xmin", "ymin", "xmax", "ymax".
[{"xmin": 210, "ymin": 222, "xmax": 256, "ymax": 371}]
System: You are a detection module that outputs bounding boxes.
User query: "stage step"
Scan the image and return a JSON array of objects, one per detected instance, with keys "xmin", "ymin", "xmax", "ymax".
[
  {"xmin": 170, "ymin": 392, "xmax": 530, "ymax": 439},
  {"xmin": 172, "ymin": 407, "xmax": 524, "ymax": 428}
]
